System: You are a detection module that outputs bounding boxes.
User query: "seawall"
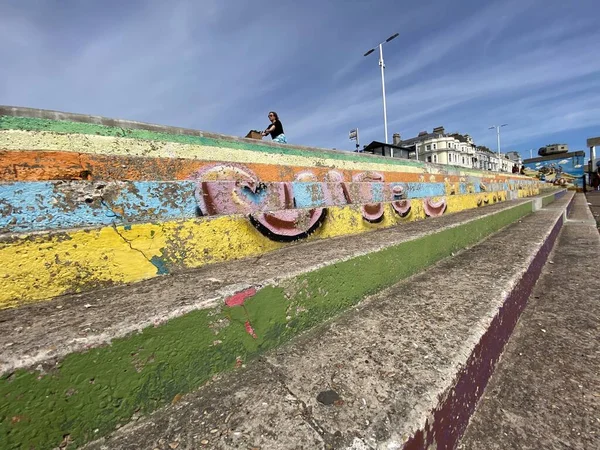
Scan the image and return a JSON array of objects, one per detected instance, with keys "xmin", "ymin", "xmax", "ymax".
[{"xmin": 0, "ymin": 106, "xmax": 541, "ymax": 309}]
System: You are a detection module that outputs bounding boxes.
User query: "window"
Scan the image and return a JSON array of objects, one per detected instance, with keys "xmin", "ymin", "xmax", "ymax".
[
  {"xmin": 427, "ymin": 156, "xmax": 432, "ymax": 162},
  {"xmin": 433, "ymin": 143, "xmax": 437, "ymax": 150},
  {"xmin": 426, "ymin": 144, "xmax": 431, "ymax": 151},
  {"xmin": 433, "ymin": 154, "xmax": 437, "ymax": 163},
  {"xmin": 462, "ymin": 157, "xmax": 465, "ymax": 164}
]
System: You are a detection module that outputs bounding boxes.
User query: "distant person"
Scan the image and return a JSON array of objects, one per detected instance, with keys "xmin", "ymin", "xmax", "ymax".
[
  {"xmin": 262, "ymin": 111, "xmax": 287, "ymax": 143},
  {"xmin": 520, "ymin": 166, "xmax": 526, "ymax": 175},
  {"xmin": 512, "ymin": 163, "xmax": 518, "ymax": 173}
]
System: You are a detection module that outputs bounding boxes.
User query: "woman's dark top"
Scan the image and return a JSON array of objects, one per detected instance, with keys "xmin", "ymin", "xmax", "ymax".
[{"xmin": 268, "ymin": 120, "xmax": 284, "ymax": 139}]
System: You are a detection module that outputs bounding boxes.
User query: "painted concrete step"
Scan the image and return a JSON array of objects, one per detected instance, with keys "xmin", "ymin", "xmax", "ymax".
[
  {"xmin": 459, "ymin": 193, "xmax": 600, "ymax": 450},
  {"xmin": 0, "ymin": 192, "xmax": 563, "ymax": 449},
  {"xmin": 80, "ymin": 193, "xmax": 575, "ymax": 450}
]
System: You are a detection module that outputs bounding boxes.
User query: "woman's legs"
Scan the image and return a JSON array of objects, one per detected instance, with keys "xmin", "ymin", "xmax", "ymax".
[{"xmin": 273, "ymin": 134, "xmax": 287, "ymax": 144}]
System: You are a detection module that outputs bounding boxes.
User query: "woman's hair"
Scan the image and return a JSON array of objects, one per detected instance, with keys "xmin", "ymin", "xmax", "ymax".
[{"xmin": 269, "ymin": 111, "xmax": 279, "ymax": 120}]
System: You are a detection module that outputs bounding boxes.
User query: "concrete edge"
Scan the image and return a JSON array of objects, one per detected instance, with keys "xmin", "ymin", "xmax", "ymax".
[
  {"xmin": 391, "ymin": 191, "xmax": 575, "ymax": 450},
  {"xmin": 0, "ymin": 198, "xmax": 538, "ymax": 376}
]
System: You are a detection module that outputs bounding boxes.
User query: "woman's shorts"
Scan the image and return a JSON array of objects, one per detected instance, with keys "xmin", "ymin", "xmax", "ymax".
[{"xmin": 273, "ymin": 134, "xmax": 287, "ymax": 144}]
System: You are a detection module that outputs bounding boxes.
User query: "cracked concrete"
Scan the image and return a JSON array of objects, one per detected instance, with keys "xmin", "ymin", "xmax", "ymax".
[
  {"xmin": 81, "ymin": 194, "xmax": 573, "ymax": 450},
  {"xmin": 110, "ymin": 222, "xmax": 154, "ymax": 265}
]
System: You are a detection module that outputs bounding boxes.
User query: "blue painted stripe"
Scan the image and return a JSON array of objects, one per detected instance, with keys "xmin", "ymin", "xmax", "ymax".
[
  {"xmin": 400, "ymin": 182, "xmax": 446, "ymax": 198},
  {"xmin": 0, "ymin": 181, "xmax": 197, "ymax": 233},
  {"xmin": 291, "ymin": 182, "xmax": 326, "ymax": 208},
  {"xmin": 1, "ymin": 179, "xmax": 537, "ymax": 234},
  {"xmin": 372, "ymin": 182, "xmax": 385, "ymax": 202}
]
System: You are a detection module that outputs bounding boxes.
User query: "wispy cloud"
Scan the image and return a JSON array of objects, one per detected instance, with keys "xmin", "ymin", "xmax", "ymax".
[
  {"xmin": 286, "ymin": 1, "xmax": 600, "ymax": 150},
  {"xmin": 0, "ymin": 0, "xmax": 598, "ymax": 155}
]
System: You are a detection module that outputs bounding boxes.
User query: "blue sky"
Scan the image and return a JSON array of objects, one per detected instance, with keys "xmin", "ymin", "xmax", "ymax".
[{"xmin": 1, "ymin": 0, "xmax": 599, "ymax": 161}]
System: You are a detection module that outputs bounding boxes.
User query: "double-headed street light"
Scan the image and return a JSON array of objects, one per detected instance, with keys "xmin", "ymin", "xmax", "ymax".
[
  {"xmin": 489, "ymin": 124, "xmax": 508, "ymax": 171},
  {"xmin": 364, "ymin": 32, "xmax": 399, "ymax": 145}
]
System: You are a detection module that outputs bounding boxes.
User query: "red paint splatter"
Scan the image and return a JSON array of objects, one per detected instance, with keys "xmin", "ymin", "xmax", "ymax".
[
  {"xmin": 244, "ymin": 321, "xmax": 258, "ymax": 339},
  {"xmin": 224, "ymin": 287, "xmax": 257, "ymax": 307}
]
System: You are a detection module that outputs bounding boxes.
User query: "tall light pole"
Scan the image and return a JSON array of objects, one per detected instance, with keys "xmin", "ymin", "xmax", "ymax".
[
  {"xmin": 489, "ymin": 124, "xmax": 508, "ymax": 171},
  {"xmin": 364, "ymin": 33, "xmax": 399, "ymax": 146}
]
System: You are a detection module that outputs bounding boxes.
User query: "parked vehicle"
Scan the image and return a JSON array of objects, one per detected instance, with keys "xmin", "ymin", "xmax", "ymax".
[{"xmin": 538, "ymin": 144, "xmax": 568, "ymax": 156}]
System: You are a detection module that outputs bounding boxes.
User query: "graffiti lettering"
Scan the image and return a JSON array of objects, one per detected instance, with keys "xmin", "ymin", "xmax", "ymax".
[{"xmin": 192, "ymin": 164, "xmax": 438, "ymax": 241}]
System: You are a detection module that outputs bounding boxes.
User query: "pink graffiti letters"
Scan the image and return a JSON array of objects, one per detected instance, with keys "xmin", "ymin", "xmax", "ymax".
[
  {"xmin": 191, "ymin": 164, "xmax": 418, "ymax": 241},
  {"xmin": 423, "ymin": 198, "xmax": 447, "ymax": 217}
]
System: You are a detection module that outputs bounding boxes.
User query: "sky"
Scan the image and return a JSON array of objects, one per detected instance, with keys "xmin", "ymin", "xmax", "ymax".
[{"xmin": 1, "ymin": 0, "xmax": 599, "ymax": 161}]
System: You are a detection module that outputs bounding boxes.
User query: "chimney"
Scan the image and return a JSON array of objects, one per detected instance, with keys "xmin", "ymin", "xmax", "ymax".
[
  {"xmin": 392, "ymin": 133, "xmax": 401, "ymax": 146},
  {"xmin": 433, "ymin": 126, "xmax": 445, "ymax": 135},
  {"xmin": 418, "ymin": 130, "xmax": 428, "ymax": 136}
]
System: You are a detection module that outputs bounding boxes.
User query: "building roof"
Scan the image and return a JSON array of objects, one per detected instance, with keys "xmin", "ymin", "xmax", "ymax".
[
  {"xmin": 399, "ymin": 132, "xmax": 444, "ymax": 146},
  {"xmin": 362, "ymin": 141, "xmax": 415, "ymax": 153}
]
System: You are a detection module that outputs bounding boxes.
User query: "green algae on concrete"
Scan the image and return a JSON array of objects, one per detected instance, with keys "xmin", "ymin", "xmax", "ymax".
[
  {"xmin": 542, "ymin": 192, "xmax": 557, "ymax": 207},
  {"xmin": 0, "ymin": 202, "xmax": 534, "ymax": 449}
]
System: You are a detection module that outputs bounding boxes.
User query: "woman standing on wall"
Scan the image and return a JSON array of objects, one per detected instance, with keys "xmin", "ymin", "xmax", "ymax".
[{"xmin": 262, "ymin": 111, "xmax": 287, "ymax": 144}]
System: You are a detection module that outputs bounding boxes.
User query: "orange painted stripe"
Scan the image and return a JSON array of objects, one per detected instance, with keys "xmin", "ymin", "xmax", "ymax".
[{"xmin": 0, "ymin": 149, "xmax": 522, "ymax": 184}]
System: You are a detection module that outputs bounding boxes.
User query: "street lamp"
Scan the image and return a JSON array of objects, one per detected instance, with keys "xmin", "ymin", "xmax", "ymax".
[
  {"xmin": 364, "ymin": 32, "xmax": 399, "ymax": 146},
  {"xmin": 489, "ymin": 124, "xmax": 508, "ymax": 171}
]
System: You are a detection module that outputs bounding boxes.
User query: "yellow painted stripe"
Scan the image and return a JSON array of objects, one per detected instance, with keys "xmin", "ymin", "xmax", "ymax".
[
  {"xmin": 1, "ymin": 129, "xmax": 494, "ymax": 177},
  {"xmin": 0, "ymin": 216, "xmax": 282, "ymax": 309}
]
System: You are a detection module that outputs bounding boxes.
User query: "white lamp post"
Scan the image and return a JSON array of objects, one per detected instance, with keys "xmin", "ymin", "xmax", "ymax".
[
  {"xmin": 489, "ymin": 124, "xmax": 508, "ymax": 171},
  {"xmin": 364, "ymin": 33, "xmax": 399, "ymax": 147}
]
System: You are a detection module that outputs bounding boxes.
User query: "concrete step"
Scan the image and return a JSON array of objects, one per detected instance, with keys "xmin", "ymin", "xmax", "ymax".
[
  {"xmin": 585, "ymin": 190, "xmax": 600, "ymax": 229},
  {"xmin": 0, "ymin": 192, "xmax": 565, "ymax": 449},
  {"xmin": 78, "ymin": 193, "xmax": 575, "ymax": 450},
  {"xmin": 459, "ymin": 193, "xmax": 600, "ymax": 450}
]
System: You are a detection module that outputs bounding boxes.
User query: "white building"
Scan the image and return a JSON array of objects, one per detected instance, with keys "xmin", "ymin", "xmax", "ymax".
[{"xmin": 398, "ymin": 126, "xmax": 509, "ymax": 172}]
